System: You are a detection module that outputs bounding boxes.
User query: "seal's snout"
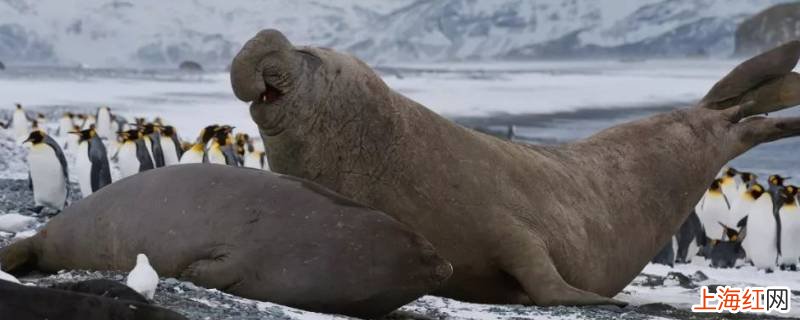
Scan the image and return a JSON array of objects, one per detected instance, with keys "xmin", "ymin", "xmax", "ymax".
[{"xmin": 230, "ymin": 29, "xmax": 295, "ymax": 104}]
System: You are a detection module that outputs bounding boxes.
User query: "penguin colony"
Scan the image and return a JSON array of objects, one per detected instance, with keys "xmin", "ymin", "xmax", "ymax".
[
  {"xmin": 655, "ymin": 166, "xmax": 800, "ymax": 272},
  {"xmin": 1, "ymin": 103, "xmax": 270, "ymax": 214}
]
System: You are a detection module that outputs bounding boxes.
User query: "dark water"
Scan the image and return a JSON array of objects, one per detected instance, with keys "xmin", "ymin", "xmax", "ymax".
[{"xmin": 454, "ymin": 104, "xmax": 800, "ymax": 181}]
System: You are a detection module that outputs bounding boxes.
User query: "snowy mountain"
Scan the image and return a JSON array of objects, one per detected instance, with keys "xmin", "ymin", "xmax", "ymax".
[{"xmin": 0, "ymin": 0, "xmax": 793, "ymax": 68}]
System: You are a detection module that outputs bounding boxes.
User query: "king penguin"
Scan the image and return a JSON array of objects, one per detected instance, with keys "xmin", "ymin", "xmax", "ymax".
[
  {"xmin": 117, "ymin": 129, "xmax": 154, "ymax": 178},
  {"xmin": 179, "ymin": 125, "xmax": 218, "ymax": 164},
  {"xmin": 696, "ymin": 179, "xmax": 732, "ymax": 241},
  {"xmin": 159, "ymin": 125, "xmax": 183, "ymax": 166},
  {"xmin": 11, "ymin": 103, "xmax": 30, "ymax": 143},
  {"xmin": 235, "ymin": 133, "xmax": 250, "ymax": 166},
  {"xmin": 72, "ymin": 127, "xmax": 112, "ymax": 198},
  {"xmin": 719, "ymin": 167, "xmax": 740, "ymax": 202},
  {"xmin": 23, "ymin": 130, "xmax": 68, "ymax": 213},
  {"xmin": 243, "ymin": 143, "xmax": 268, "ymax": 170},
  {"xmin": 207, "ymin": 125, "xmax": 238, "ymax": 166},
  {"xmin": 56, "ymin": 112, "xmax": 74, "ymax": 137},
  {"xmin": 742, "ymin": 185, "xmax": 780, "ymax": 272},
  {"xmin": 95, "ymin": 106, "xmax": 112, "ymax": 139},
  {"xmin": 779, "ymin": 185, "xmax": 800, "ymax": 270},
  {"xmin": 139, "ymin": 123, "xmax": 165, "ymax": 168}
]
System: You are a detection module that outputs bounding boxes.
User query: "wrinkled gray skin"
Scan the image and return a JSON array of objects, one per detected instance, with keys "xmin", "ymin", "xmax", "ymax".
[
  {"xmin": 230, "ymin": 29, "xmax": 800, "ymax": 306},
  {"xmin": 0, "ymin": 164, "xmax": 452, "ymax": 318}
]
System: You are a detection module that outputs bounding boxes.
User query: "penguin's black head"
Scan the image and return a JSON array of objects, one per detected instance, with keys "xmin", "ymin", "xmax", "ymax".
[
  {"xmin": 71, "ymin": 128, "xmax": 96, "ymax": 143},
  {"xmin": 720, "ymin": 225, "xmax": 741, "ymax": 242},
  {"xmin": 64, "ymin": 112, "xmax": 74, "ymax": 118},
  {"xmin": 31, "ymin": 120, "xmax": 39, "ymax": 129},
  {"xmin": 782, "ymin": 185, "xmax": 798, "ymax": 206},
  {"xmin": 139, "ymin": 123, "xmax": 157, "ymax": 135},
  {"xmin": 709, "ymin": 179, "xmax": 723, "ymax": 191},
  {"xmin": 748, "ymin": 183, "xmax": 765, "ymax": 199},
  {"xmin": 14, "ymin": 103, "xmax": 21, "ymax": 109},
  {"xmin": 161, "ymin": 125, "xmax": 176, "ymax": 137},
  {"xmin": 119, "ymin": 129, "xmax": 141, "ymax": 142},
  {"xmin": 724, "ymin": 167, "xmax": 738, "ymax": 178},
  {"xmin": 36, "ymin": 113, "xmax": 45, "ymax": 119},
  {"xmin": 740, "ymin": 172, "xmax": 755, "ymax": 184},
  {"xmin": 235, "ymin": 133, "xmax": 250, "ymax": 156},
  {"xmin": 199, "ymin": 124, "xmax": 220, "ymax": 143},
  {"xmin": 23, "ymin": 130, "xmax": 45, "ymax": 145},
  {"xmin": 213, "ymin": 125, "xmax": 235, "ymax": 145},
  {"xmin": 769, "ymin": 174, "xmax": 788, "ymax": 187}
]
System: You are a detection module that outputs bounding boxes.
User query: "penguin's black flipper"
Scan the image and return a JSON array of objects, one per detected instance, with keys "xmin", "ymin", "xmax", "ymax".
[
  {"xmin": 88, "ymin": 136, "xmax": 112, "ymax": 192},
  {"xmin": 43, "ymin": 135, "xmax": 69, "ymax": 198},
  {"xmin": 775, "ymin": 210, "xmax": 783, "ymax": 257},
  {"xmin": 135, "ymin": 139, "xmax": 155, "ymax": 172},
  {"xmin": 222, "ymin": 145, "xmax": 240, "ymax": 167},
  {"xmin": 149, "ymin": 134, "xmax": 165, "ymax": 168},
  {"xmin": 27, "ymin": 171, "xmax": 32, "ymax": 191},
  {"xmin": 737, "ymin": 216, "xmax": 748, "ymax": 228},
  {"xmin": 171, "ymin": 134, "xmax": 183, "ymax": 158}
]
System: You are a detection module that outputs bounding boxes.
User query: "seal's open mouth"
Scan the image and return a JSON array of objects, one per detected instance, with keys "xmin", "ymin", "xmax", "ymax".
[{"xmin": 259, "ymin": 82, "xmax": 283, "ymax": 104}]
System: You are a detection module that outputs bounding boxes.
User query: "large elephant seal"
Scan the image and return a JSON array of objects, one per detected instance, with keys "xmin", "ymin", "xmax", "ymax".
[
  {"xmin": 0, "ymin": 280, "xmax": 187, "ymax": 320},
  {"xmin": 0, "ymin": 164, "xmax": 452, "ymax": 317},
  {"xmin": 230, "ymin": 29, "xmax": 800, "ymax": 306}
]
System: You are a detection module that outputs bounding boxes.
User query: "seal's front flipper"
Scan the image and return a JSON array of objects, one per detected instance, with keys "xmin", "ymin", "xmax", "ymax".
[
  {"xmin": 501, "ymin": 236, "xmax": 627, "ymax": 307},
  {"xmin": 0, "ymin": 237, "xmax": 38, "ymax": 275},
  {"xmin": 701, "ymin": 41, "xmax": 800, "ymax": 116},
  {"xmin": 179, "ymin": 246, "xmax": 243, "ymax": 291}
]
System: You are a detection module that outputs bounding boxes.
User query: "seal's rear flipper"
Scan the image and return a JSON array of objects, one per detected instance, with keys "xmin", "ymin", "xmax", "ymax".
[
  {"xmin": 0, "ymin": 237, "xmax": 38, "ymax": 275},
  {"xmin": 500, "ymin": 234, "xmax": 628, "ymax": 307},
  {"xmin": 701, "ymin": 41, "xmax": 800, "ymax": 116}
]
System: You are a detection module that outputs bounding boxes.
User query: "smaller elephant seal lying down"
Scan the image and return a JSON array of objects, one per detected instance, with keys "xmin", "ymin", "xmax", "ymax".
[
  {"xmin": 50, "ymin": 279, "xmax": 150, "ymax": 304},
  {"xmin": 0, "ymin": 280, "xmax": 187, "ymax": 320},
  {"xmin": 0, "ymin": 164, "xmax": 452, "ymax": 318}
]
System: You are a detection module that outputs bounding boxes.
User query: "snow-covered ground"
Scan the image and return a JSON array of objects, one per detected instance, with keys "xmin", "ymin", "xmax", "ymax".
[{"xmin": 1, "ymin": 60, "xmax": 800, "ymax": 319}]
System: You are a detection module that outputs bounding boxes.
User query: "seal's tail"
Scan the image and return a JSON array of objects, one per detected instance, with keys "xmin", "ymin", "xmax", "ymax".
[
  {"xmin": 0, "ymin": 237, "xmax": 37, "ymax": 275},
  {"xmin": 699, "ymin": 41, "xmax": 800, "ymax": 118}
]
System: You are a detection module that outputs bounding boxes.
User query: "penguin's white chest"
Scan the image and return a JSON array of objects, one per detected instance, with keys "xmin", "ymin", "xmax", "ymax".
[
  {"xmin": 698, "ymin": 193, "xmax": 729, "ymax": 240},
  {"xmin": 243, "ymin": 151, "xmax": 262, "ymax": 169},
  {"xmin": 118, "ymin": 142, "xmax": 140, "ymax": 178},
  {"xmin": 207, "ymin": 145, "xmax": 226, "ymax": 165},
  {"xmin": 179, "ymin": 146, "xmax": 203, "ymax": 164},
  {"xmin": 12, "ymin": 110, "xmax": 28, "ymax": 141},
  {"xmin": 57, "ymin": 118, "xmax": 73, "ymax": 136},
  {"xmin": 143, "ymin": 137, "xmax": 155, "ymax": 163},
  {"xmin": 721, "ymin": 180, "xmax": 738, "ymax": 203},
  {"xmin": 27, "ymin": 144, "xmax": 67, "ymax": 210},
  {"xmin": 160, "ymin": 138, "xmax": 179, "ymax": 166},
  {"xmin": 75, "ymin": 142, "xmax": 93, "ymax": 198},
  {"xmin": 728, "ymin": 194, "xmax": 754, "ymax": 227},
  {"xmin": 780, "ymin": 205, "xmax": 800, "ymax": 264},
  {"xmin": 96, "ymin": 110, "xmax": 111, "ymax": 138},
  {"xmin": 742, "ymin": 196, "xmax": 778, "ymax": 269}
]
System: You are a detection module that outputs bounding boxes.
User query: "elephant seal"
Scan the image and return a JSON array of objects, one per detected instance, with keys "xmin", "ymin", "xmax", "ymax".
[
  {"xmin": 230, "ymin": 29, "xmax": 800, "ymax": 306},
  {"xmin": 0, "ymin": 164, "xmax": 452, "ymax": 318},
  {"xmin": 0, "ymin": 280, "xmax": 187, "ymax": 320}
]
